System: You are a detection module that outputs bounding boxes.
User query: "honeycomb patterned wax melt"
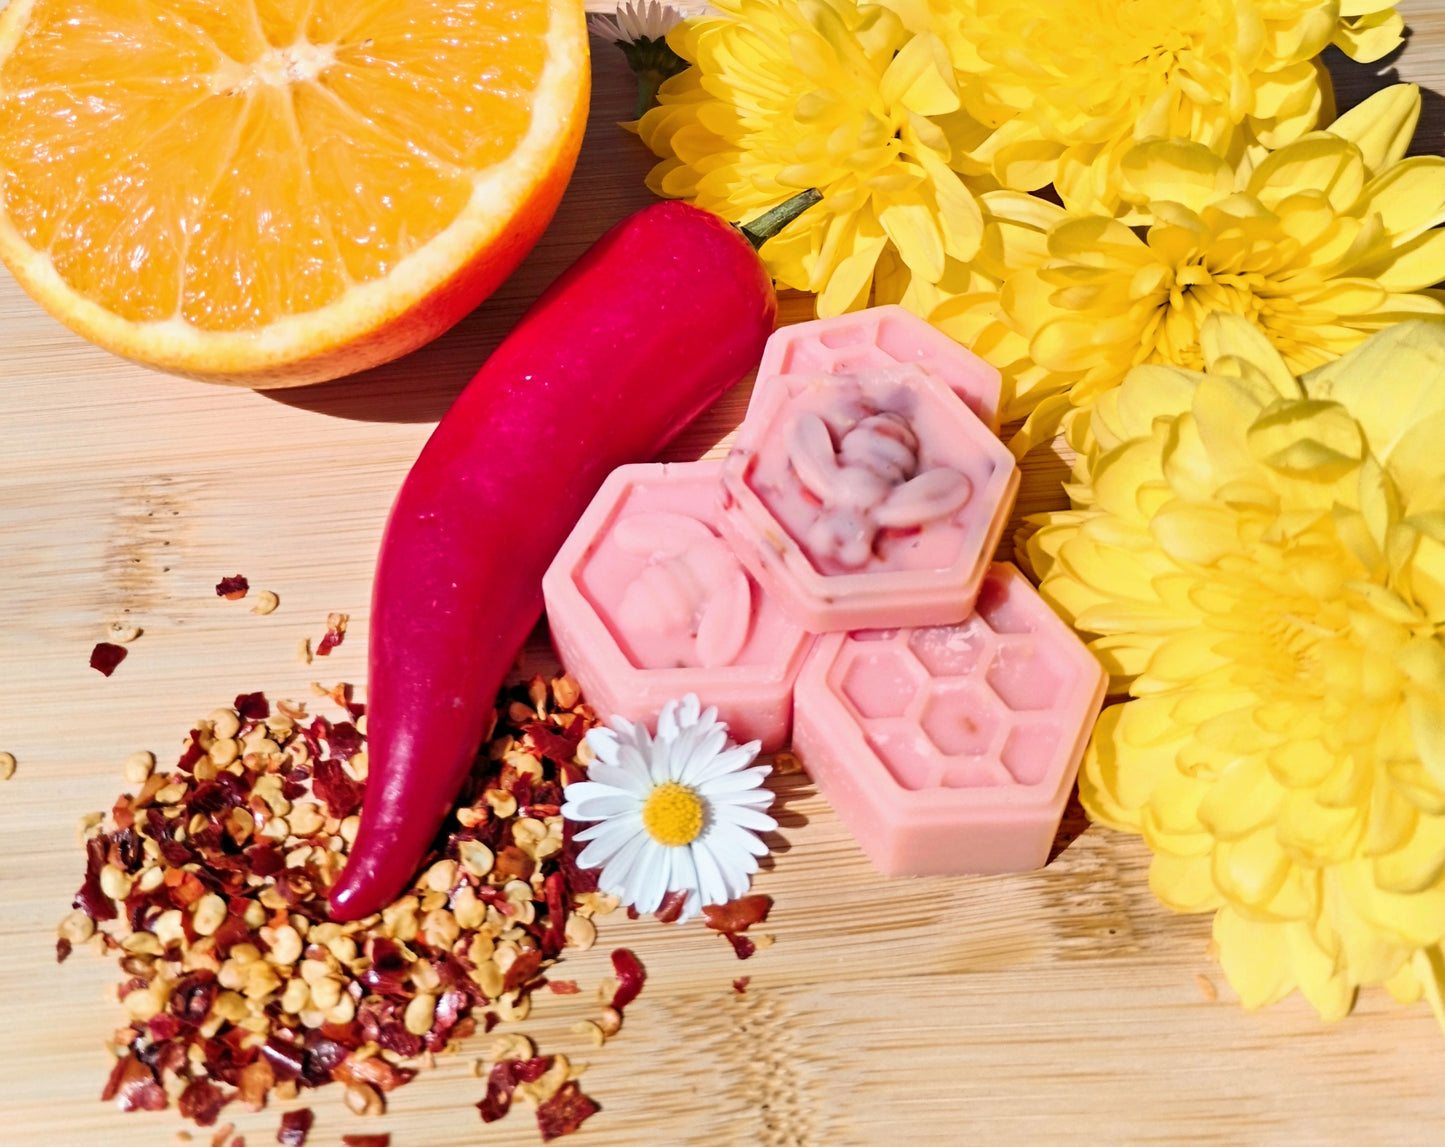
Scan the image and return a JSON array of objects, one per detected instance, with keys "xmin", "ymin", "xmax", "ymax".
[
  {"xmin": 543, "ymin": 461, "xmax": 814, "ymax": 752},
  {"xmin": 790, "ymin": 563, "xmax": 1107, "ymax": 876},
  {"xmin": 750, "ymin": 304, "xmax": 1003, "ymax": 432},
  {"xmin": 718, "ymin": 309, "xmax": 1018, "ymax": 633}
]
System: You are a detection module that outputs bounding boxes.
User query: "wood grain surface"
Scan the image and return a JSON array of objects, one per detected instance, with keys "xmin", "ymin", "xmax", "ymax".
[{"xmin": 4, "ymin": 5, "xmax": 1445, "ymax": 1145}]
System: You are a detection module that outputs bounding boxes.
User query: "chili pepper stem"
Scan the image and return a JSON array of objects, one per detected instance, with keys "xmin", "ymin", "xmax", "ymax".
[{"xmin": 738, "ymin": 189, "xmax": 823, "ymax": 250}]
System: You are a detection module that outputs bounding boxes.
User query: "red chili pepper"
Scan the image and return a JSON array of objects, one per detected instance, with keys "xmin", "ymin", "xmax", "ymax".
[{"xmin": 328, "ymin": 194, "xmax": 818, "ymax": 921}]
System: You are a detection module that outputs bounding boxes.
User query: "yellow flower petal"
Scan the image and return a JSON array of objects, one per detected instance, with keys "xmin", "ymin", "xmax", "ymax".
[
  {"xmin": 1364, "ymin": 157, "xmax": 1445, "ymax": 240},
  {"xmin": 1214, "ymin": 907, "xmax": 1296, "ymax": 1009},
  {"xmin": 1327, "ymin": 84, "xmax": 1420, "ymax": 176},
  {"xmin": 817, "ymin": 232, "xmax": 887, "ymax": 316},
  {"xmin": 879, "ymin": 199, "xmax": 946, "ymax": 283},
  {"xmin": 1303, "ymin": 321, "xmax": 1445, "ymax": 468},
  {"xmin": 1374, "ymin": 809, "xmax": 1445, "ymax": 895},
  {"xmin": 1331, "ymin": 7, "xmax": 1406, "ymax": 63},
  {"xmin": 1411, "ymin": 946, "xmax": 1445, "ymax": 1033},
  {"xmin": 1359, "ymin": 228, "xmax": 1445, "ymax": 292},
  {"xmin": 1145, "ymin": 849, "xmax": 1220, "ymax": 912},
  {"xmin": 1247, "ymin": 399, "xmax": 1365, "ymax": 481},
  {"xmin": 1248, "ymin": 134, "xmax": 1364, "ymax": 215},
  {"xmin": 1121, "ymin": 140, "xmax": 1235, "ymax": 215},
  {"xmin": 878, "ymin": 30, "xmax": 959, "ymax": 117},
  {"xmin": 1197, "ymin": 757, "xmax": 1284, "ymax": 841}
]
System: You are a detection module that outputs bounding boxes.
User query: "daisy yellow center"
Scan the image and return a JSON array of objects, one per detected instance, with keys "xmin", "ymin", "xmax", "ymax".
[{"xmin": 640, "ymin": 782, "xmax": 704, "ymax": 847}]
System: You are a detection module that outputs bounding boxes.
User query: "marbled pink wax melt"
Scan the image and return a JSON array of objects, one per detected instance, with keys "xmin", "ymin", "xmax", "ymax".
[
  {"xmin": 751, "ymin": 304, "xmax": 1003, "ymax": 432},
  {"xmin": 718, "ymin": 325, "xmax": 1019, "ymax": 632},
  {"xmin": 790, "ymin": 563, "xmax": 1106, "ymax": 876},
  {"xmin": 543, "ymin": 460, "xmax": 813, "ymax": 752}
]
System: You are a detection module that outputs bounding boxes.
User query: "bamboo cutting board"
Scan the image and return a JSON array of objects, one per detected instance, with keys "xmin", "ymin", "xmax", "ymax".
[{"xmin": 4, "ymin": 6, "xmax": 1445, "ymax": 1145}]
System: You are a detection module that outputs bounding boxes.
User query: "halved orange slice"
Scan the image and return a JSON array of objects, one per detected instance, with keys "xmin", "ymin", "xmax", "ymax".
[{"xmin": 0, "ymin": 0, "xmax": 589, "ymax": 386}]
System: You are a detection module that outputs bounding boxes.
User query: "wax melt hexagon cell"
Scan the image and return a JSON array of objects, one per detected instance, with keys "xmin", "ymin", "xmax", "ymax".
[
  {"xmin": 719, "ymin": 309, "xmax": 1019, "ymax": 633},
  {"xmin": 543, "ymin": 461, "xmax": 814, "ymax": 752},
  {"xmin": 790, "ymin": 564, "xmax": 1107, "ymax": 876}
]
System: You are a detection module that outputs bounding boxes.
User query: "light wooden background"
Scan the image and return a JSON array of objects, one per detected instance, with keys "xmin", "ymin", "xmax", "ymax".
[{"xmin": 4, "ymin": 5, "xmax": 1445, "ymax": 1145}]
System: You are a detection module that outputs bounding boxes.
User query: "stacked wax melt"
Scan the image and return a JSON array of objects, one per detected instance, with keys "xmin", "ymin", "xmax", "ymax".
[{"xmin": 544, "ymin": 306, "xmax": 1106, "ymax": 877}]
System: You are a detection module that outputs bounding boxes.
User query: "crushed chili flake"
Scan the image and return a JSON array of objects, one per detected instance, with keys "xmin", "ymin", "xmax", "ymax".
[
  {"xmin": 477, "ymin": 1059, "xmax": 519, "ymax": 1124},
  {"xmin": 104, "ymin": 1055, "xmax": 167, "ymax": 1112},
  {"xmin": 315, "ymin": 612, "xmax": 348, "ymax": 656},
  {"xmin": 64, "ymin": 675, "xmax": 618, "ymax": 1139},
  {"xmin": 276, "ymin": 1109, "xmax": 313, "ymax": 1146},
  {"xmin": 725, "ymin": 933, "xmax": 757, "ymax": 960},
  {"xmin": 546, "ymin": 980, "xmax": 580, "ymax": 995},
  {"xmin": 234, "ymin": 692, "xmax": 269, "ymax": 721},
  {"xmin": 57, "ymin": 937, "xmax": 73, "ymax": 963},
  {"xmin": 609, "ymin": 949, "xmax": 646, "ymax": 1012},
  {"xmin": 178, "ymin": 1078, "xmax": 231, "ymax": 1127},
  {"xmin": 732, "ymin": 977, "xmax": 750, "ymax": 993},
  {"xmin": 703, "ymin": 894, "xmax": 772, "ymax": 935},
  {"xmin": 703, "ymin": 894, "xmax": 772, "ymax": 959},
  {"xmin": 215, "ymin": 575, "xmax": 249, "ymax": 600},
  {"xmin": 90, "ymin": 641, "xmax": 128, "ymax": 676},
  {"xmin": 339, "ymin": 1137, "xmax": 390, "ymax": 1147},
  {"xmin": 653, "ymin": 889, "xmax": 689, "ymax": 924},
  {"xmin": 537, "ymin": 1080, "xmax": 600, "ymax": 1142}
]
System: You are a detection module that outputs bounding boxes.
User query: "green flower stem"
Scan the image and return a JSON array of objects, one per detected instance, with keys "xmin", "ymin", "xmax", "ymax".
[
  {"xmin": 618, "ymin": 36, "xmax": 688, "ymax": 118},
  {"xmin": 738, "ymin": 188, "xmax": 823, "ymax": 250},
  {"xmin": 634, "ymin": 71, "xmax": 666, "ymax": 121}
]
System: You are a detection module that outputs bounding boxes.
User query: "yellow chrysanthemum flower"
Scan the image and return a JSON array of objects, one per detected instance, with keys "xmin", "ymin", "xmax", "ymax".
[
  {"xmin": 912, "ymin": 0, "xmax": 1404, "ymax": 216},
  {"xmin": 634, "ymin": 0, "xmax": 987, "ymax": 316},
  {"xmin": 924, "ymin": 85, "xmax": 1445, "ymax": 447},
  {"xmin": 1027, "ymin": 313, "xmax": 1445, "ymax": 1027}
]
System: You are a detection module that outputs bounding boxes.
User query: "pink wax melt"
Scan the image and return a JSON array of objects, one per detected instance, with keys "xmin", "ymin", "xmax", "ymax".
[
  {"xmin": 718, "ymin": 323, "xmax": 1019, "ymax": 632},
  {"xmin": 790, "ymin": 563, "xmax": 1106, "ymax": 876},
  {"xmin": 751, "ymin": 305, "xmax": 1003, "ymax": 432},
  {"xmin": 543, "ymin": 460, "xmax": 813, "ymax": 752}
]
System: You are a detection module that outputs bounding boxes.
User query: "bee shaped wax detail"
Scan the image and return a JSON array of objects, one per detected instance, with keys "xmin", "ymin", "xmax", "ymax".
[
  {"xmin": 612, "ymin": 512, "xmax": 754, "ymax": 668},
  {"xmin": 787, "ymin": 409, "xmax": 973, "ymax": 568}
]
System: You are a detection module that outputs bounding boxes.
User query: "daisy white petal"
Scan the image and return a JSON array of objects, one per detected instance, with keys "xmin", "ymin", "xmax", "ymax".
[
  {"xmin": 664, "ymin": 837, "xmax": 699, "ymax": 895},
  {"xmin": 714, "ymin": 802, "xmax": 779, "ymax": 834},
  {"xmin": 687, "ymin": 742, "xmax": 762, "ymax": 786},
  {"xmin": 559, "ymin": 780, "xmax": 623, "ymax": 802},
  {"xmin": 710, "ymin": 842, "xmax": 755, "ymax": 902},
  {"xmin": 656, "ymin": 695, "xmax": 682, "ymax": 742},
  {"xmin": 677, "ymin": 725, "xmax": 729, "ymax": 782},
  {"xmin": 690, "ymin": 838, "xmax": 730, "ymax": 908},
  {"xmin": 597, "ymin": 831, "xmax": 654, "ymax": 898},
  {"xmin": 646, "ymin": 731, "xmax": 675, "ymax": 786},
  {"xmin": 631, "ymin": 849, "xmax": 670, "ymax": 916},
  {"xmin": 616, "ymin": 740, "xmax": 653, "ymax": 779},
  {"xmin": 583, "ymin": 726, "xmax": 620, "ymax": 765},
  {"xmin": 696, "ymin": 767, "xmax": 769, "ymax": 794},
  {"xmin": 576, "ymin": 815, "xmax": 644, "ymax": 867},
  {"xmin": 580, "ymin": 761, "xmax": 652, "ymax": 797},
  {"xmin": 562, "ymin": 788, "xmax": 642, "ymax": 822},
  {"xmin": 711, "ymin": 818, "xmax": 772, "ymax": 858},
  {"xmin": 708, "ymin": 781, "xmax": 775, "ymax": 804}
]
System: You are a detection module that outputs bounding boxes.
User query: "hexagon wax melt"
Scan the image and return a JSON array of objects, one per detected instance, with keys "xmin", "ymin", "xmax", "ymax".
[
  {"xmin": 790, "ymin": 564, "xmax": 1107, "ymax": 876},
  {"xmin": 751, "ymin": 305, "xmax": 1003, "ymax": 432},
  {"xmin": 719, "ymin": 310, "xmax": 1019, "ymax": 633},
  {"xmin": 543, "ymin": 461, "xmax": 814, "ymax": 752}
]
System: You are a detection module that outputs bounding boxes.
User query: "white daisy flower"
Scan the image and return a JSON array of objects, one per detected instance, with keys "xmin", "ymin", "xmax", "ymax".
[
  {"xmin": 586, "ymin": 0, "xmax": 685, "ymax": 45},
  {"xmin": 562, "ymin": 695, "xmax": 776, "ymax": 921},
  {"xmin": 585, "ymin": 1, "xmax": 690, "ymax": 118}
]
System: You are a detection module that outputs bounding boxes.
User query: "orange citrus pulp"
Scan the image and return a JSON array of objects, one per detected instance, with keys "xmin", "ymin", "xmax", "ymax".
[{"xmin": 0, "ymin": 0, "xmax": 589, "ymax": 386}]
